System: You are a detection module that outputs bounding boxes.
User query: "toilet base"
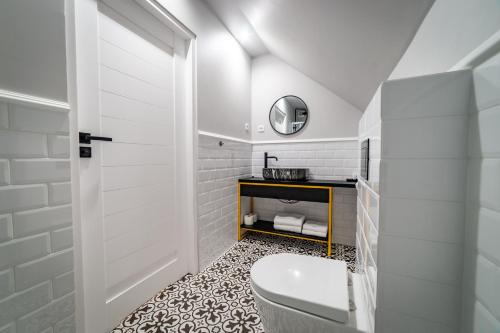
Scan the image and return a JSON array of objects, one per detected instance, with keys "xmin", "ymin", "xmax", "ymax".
[{"xmin": 251, "ymin": 273, "xmax": 369, "ymax": 333}]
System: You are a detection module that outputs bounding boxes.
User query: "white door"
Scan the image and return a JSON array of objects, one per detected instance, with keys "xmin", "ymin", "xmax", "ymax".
[{"xmin": 71, "ymin": 1, "xmax": 194, "ymax": 331}]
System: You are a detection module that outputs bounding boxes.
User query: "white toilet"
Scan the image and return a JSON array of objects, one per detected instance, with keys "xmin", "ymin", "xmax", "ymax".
[{"xmin": 250, "ymin": 253, "xmax": 369, "ymax": 333}]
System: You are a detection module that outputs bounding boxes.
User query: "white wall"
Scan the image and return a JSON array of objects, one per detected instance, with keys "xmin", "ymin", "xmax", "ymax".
[
  {"xmin": 158, "ymin": 0, "xmax": 252, "ymax": 141},
  {"xmin": 389, "ymin": 0, "xmax": 500, "ymax": 80},
  {"xmin": 376, "ymin": 70, "xmax": 471, "ymax": 333},
  {"xmin": 461, "ymin": 50, "xmax": 500, "ymax": 332},
  {"xmin": 197, "ymin": 134, "xmax": 252, "ymax": 269},
  {"xmin": 0, "ymin": 0, "xmax": 68, "ymax": 102},
  {"xmin": 356, "ymin": 88, "xmax": 381, "ymax": 332},
  {"xmin": 0, "ymin": 1, "xmax": 75, "ymax": 332},
  {"xmin": 251, "ymin": 55, "xmax": 362, "ymax": 141},
  {"xmin": 358, "ymin": 70, "xmax": 475, "ymax": 332},
  {"xmin": 0, "ymin": 97, "xmax": 75, "ymax": 332},
  {"xmin": 361, "ymin": 6, "xmax": 500, "ymax": 328}
]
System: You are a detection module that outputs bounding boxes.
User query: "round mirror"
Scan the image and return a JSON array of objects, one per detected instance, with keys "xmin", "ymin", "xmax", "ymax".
[{"xmin": 269, "ymin": 95, "xmax": 309, "ymax": 135}]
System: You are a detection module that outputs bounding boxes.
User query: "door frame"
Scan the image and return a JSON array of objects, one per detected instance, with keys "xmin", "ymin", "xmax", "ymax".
[{"xmin": 65, "ymin": 0, "xmax": 198, "ymax": 331}]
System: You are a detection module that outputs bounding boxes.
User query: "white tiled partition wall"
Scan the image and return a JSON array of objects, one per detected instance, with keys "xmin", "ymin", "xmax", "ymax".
[
  {"xmin": 0, "ymin": 97, "xmax": 75, "ymax": 332},
  {"xmin": 251, "ymin": 141, "xmax": 358, "ymax": 245},
  {"xmin": 197, "ymin": 134, "xmax": 252, "ymax": 269},
  {"xmin": 356, "ymin": 87, "xmax": 381, "ymax": 332},
  {"xmin": 461, "ymin": 51, "xmax": 500, "ymax": 332},
  {"xmin": 377, "ymin": 70, "xmax": 472, "ymax": 333}
]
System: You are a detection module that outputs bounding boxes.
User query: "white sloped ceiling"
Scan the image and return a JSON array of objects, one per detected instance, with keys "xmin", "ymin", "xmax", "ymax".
[{"xmin": 203, "ymin": 0, "xmax": 434, "ymax": 110}]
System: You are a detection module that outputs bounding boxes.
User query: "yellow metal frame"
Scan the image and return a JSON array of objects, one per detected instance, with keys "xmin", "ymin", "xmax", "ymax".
[{"xmin": 237, "ymin": 182, "xmax": 334, "ymax": 256}]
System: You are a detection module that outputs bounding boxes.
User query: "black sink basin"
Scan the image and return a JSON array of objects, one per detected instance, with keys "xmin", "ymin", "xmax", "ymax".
[{"xmin": 262, "ymin": 168, "xmax": 309, "ymax": 181}]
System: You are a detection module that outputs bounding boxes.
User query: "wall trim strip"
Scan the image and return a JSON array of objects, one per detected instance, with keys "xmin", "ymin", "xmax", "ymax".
[
  {"xmin": 252, "ymin": 137, "xmax": 358, "ymax": 144},
  {"xmin": 452, "ymin": 29, "xmax": 500, "ymax": 70},
  {"xmin": 198, "ymin": 130, "xmax": 252, "ymax": 144},
  {"xmin": 0, "ymin": 88, "xmax": 70, "ymax": 110},
  {"xmin": 198, "ymin": 130, "xmax": 358, "ymax": 144}
]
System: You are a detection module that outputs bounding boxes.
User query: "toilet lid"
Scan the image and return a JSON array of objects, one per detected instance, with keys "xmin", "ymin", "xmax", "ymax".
[{"xmin": 250, "ymin": 253, "xmax": 349, "ymax": 323}]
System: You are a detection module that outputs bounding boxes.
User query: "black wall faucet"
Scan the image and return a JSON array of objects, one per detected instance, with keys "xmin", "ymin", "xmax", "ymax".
[{"xmin": 264, "ymin": 152, "xmax": 278, "ymax": 168}]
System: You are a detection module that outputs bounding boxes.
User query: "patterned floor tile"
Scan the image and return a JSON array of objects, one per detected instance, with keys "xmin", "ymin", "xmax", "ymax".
[{"xmin": 111, "ymin": 233, "xmax": 356, "ymax": 333}]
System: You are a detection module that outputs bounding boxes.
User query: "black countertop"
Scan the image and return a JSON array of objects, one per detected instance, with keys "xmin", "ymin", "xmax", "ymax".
[{"xmin": 238, "ymin": 177, "xmax": 357, "ymax": 188}]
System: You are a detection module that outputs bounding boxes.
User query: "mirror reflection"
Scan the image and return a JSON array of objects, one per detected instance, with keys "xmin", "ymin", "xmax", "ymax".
[{"xmin": 269, "ymin": 95, "xmax": 309, "ymax": 135}]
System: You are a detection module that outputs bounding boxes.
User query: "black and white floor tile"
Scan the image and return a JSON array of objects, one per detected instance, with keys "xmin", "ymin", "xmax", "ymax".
[{"xmin": 111, "ymin": 233, "xmax": 356, "ymax": 333}]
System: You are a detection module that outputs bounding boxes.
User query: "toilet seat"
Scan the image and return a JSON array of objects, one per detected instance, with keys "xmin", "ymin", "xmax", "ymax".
[{"xmin": 250, "ymin": 253, "xmax": 350, "ymax": 323}]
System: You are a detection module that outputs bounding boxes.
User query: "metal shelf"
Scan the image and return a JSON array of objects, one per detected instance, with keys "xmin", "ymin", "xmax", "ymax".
[{"xmin": 241, "ymin": 220, "xmax": 328, "ymax": 244}]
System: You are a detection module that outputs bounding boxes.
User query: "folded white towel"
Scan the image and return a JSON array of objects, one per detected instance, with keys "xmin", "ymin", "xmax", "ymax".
[
  {"xmin": 303, "ymin": 220, "xmax": 328, "ymax": 234},
  {"xmin": 274, "ymin": 214, "xmax": 305, "ymax": 227},
  {"xmin": 274, "ymin": 224, "xmax": 302, "ymax": 233},
  {"xmin": 274, "ymin": 219, "xmax": 304, "ymax": 228},
  {"xmin": 302, "ymin": 229, "xmax": 327, "ymax": 238},
  {"xmin": 275, "ymin": 213, "xmax": 305, "ymax": 221}
]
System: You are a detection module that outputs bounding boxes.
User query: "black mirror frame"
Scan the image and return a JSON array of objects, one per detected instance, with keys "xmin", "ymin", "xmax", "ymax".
[{"xmin": 268, "ymin": 95, "xmax": 309, "ymax": 136}]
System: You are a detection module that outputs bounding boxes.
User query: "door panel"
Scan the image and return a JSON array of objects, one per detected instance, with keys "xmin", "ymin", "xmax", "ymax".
[
  {"xmin": 99, "ymin": 40, "xmax": 173, "ymax": 89},
  {"xmin": 101, "ymin": 165, "xmax": 171, "ymax": 191},
  {"xmin": 100, "ymin": 91, "xmax": 172, "ymax": 125},
  {"xmin": 101, "ymin": 117, "xmax": 173, "ymax": 146},
  {"xmin": 94, "ymin": 4, "xmax": 184, "ymax": 328},
  {"xmin": 102, "ymin": 143, "xmax": 174, "ymax": 166},
  {"xmin": 98, "ymin": 5, "xmax": 174, "ymax": 69},
  {"xmin": 73, "ymin": 0, "xmax": 194, "ymax": 330},
  {"xmin": 99, "ymin": 65, "xmax": 171, "ymax": 108}
]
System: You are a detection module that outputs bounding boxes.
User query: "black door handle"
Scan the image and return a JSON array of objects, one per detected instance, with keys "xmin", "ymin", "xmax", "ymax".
[{"xmin": 79, "ymin": 132, "xmax": 113, "ymax": 144}]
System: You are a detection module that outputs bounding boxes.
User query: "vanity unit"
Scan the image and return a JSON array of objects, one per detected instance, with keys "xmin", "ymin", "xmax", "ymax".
[{"xmin": 237, "ymin": 177, "xmax": 356, "ymax": 256}]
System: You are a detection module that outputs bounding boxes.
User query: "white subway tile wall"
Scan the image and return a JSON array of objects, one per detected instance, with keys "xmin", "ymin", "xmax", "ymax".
[
  {"xmin": 0, "ymin": 98, "xmax": 74, "ymax": 332},
  {"xmin": 251, "ymin": 141, "xmax": 359, "ymax": 180},
  {"xmin": 377, "ymin": 70, "xmax": 471, "ymax": 333},
  {"xmin": 197, "ymin": 135, "xmax": 252, "ymax": 269},
  {"xmin": 357, "ymin": 87, "xmax": 381, "ymax": 332},
  {"xmin": 197, "ymin": 137, "xmax": 358, "ymax": 268},
  {"xmin": 461, "ymin": 51, "xmax": 500, "ymax": 332},
  {"xmin": 251, "ymin": 141, "xmax": 358, "ymax": 246}
]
